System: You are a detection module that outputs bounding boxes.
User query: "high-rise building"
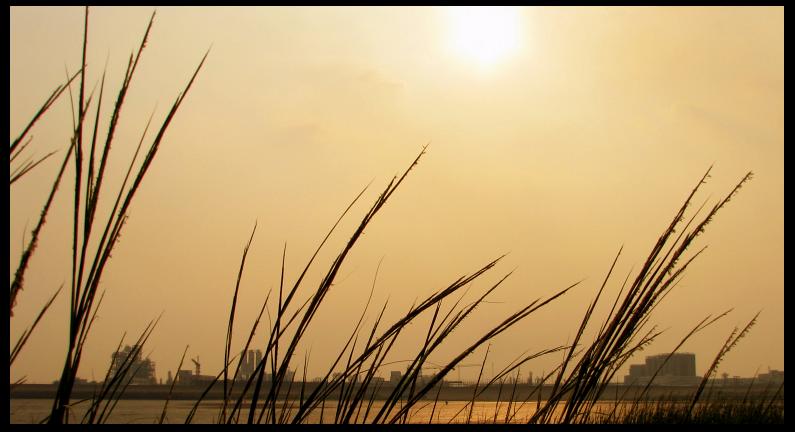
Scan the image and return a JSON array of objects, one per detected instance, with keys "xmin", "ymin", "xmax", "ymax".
[{"xmin": 240, "ymin": 349, "xmax": 263, "ymax": 381}]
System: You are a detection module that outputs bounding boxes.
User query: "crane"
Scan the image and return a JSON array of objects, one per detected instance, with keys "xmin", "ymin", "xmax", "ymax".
[{"xmin": 191, "ymin": 356, "xmax": 201, "ymax": 377}]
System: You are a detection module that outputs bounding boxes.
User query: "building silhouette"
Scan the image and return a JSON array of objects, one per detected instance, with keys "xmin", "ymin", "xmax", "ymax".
[
  {"xmin": 108, "ymin": 344, "xmax": 157, "ymax": 385},
  {"xmin": 624, "ymin": 353, "xmax": 699, "ymax": 386},
  {"xmin": 240, "ymin": 349, "xmax": 263, "ymax": 381},
  {"xmin": 231, "ymin": 349, "xmax": 295, "ymax": 383},
  {"xmin": 756, "ymin": 369, "xmax": 784, "ymax": 384}
]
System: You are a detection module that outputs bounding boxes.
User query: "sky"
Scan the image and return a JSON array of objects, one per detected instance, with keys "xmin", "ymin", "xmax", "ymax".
[{"xmin": 10, "ymin": 6, "xmax": 783, "ymax": 385}]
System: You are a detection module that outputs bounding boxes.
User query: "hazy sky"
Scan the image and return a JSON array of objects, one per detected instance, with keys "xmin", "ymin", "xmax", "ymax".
[{"xmin": 10, "ymin": 6, "xmax": 783, "ymax": 385}]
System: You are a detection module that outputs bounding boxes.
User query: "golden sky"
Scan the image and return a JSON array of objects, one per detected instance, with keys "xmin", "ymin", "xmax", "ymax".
[{"xmin": 10, "ymin": 6, "xmax": 783, "ymax": 384}]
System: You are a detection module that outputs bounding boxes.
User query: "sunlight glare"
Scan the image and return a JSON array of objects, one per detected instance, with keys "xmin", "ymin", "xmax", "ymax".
[{"xmin": 447, "ymin": 7, "xmax": 522, "ymax": 68}]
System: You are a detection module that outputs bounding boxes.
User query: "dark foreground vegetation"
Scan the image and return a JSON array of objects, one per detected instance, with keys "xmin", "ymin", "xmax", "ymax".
[
  {"xmin": 9, "ymin": 8, "xmax": 783, "ymax": 424},
  {"xmin": 595, "ymin": 397, "xmax": 784, "ymax": 424}
]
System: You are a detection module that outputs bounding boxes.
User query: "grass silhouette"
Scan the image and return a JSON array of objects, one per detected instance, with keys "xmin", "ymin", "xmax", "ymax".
[{"xmin": 8, "ymin": 7, "xmax": 781, "ymax": 425}]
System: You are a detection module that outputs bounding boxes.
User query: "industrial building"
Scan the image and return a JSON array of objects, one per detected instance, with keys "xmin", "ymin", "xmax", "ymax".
[
  {"xmin": 108, "ymin": 344, "xmax": 157, "ymax": 385},
  {"xmin": 624, "ymin": 353, "xmax": 700, "ymax": 386}
]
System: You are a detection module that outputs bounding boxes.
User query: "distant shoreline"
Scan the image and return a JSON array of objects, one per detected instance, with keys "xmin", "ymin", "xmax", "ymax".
[{"xmin": 10, "ymin": 382, "xmax": 782, "ymax": 402}]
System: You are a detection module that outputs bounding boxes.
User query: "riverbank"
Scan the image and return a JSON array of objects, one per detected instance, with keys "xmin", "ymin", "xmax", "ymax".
[{"xmin": 10, "ymin": 381, "xmax": 783, "ymax": 402}]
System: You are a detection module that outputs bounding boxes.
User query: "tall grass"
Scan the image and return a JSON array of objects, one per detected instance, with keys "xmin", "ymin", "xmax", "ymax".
[
  {"xmin": 527, "ymin": 167, "xmax": 755, "ymax": 424},
  {"xmin": 594, "ymin": 392, "xmax": 784, "ymax": 424},
  {"xmin": 9, "ymin": 8, "xmax": 780, "ymax": 426},
  {"xmin": 9, "ymin": 69, "xmax": 80, "ymax": 320},
  {"xmin": 200, "ymin": 184, "xmax": 781, "ymax": 420},
  {"xmin": 212, "ymin": 146, "xmax": 577, "ymax": 424},
  {"xmin": 195, "ymin": 157, "xmax": 760, "ymax": 424},
  {"xmin": 9, "ymin": 7, "xmax": 208, "ymax": 424}
]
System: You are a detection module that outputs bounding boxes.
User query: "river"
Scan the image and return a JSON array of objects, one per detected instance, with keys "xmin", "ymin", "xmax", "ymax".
[{"xmin": 10, "ymin": 398, "xmax": 629, "ymax": 424}]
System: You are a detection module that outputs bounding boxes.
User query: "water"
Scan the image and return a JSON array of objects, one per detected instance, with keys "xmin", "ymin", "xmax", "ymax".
[{"xmin": 11, "ymin": 398, "xmax": 620, "ymax": 424}]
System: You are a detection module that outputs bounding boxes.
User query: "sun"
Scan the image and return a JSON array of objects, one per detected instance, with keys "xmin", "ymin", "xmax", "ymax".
[{"xmin": 446, "ymin": 7, "xmax": 522, "ymax": 68}]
